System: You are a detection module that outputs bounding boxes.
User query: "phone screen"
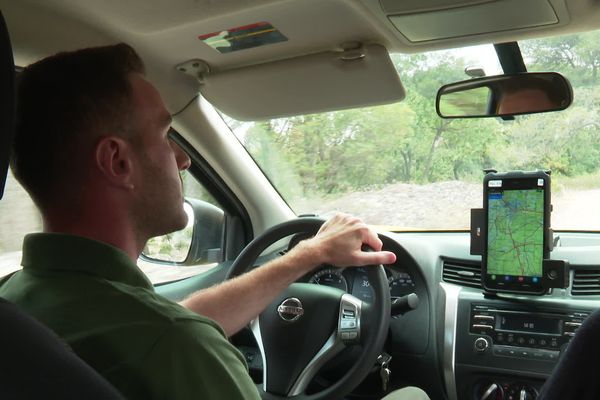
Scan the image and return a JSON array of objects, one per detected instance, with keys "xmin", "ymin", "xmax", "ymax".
[{"xmin": 484, "ymin": 177, "xmax": 547, "ymax": 293}]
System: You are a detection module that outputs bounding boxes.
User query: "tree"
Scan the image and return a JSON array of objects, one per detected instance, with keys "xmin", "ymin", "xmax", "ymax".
[{"xmin": 523, "ymin": 31, "xmax": 600, "ymax": 86}]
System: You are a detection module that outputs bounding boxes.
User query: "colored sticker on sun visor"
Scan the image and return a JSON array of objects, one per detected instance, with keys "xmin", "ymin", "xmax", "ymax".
[{"xmin": 198, "ymin": 22, "xmax": 287, "ymax": 54}]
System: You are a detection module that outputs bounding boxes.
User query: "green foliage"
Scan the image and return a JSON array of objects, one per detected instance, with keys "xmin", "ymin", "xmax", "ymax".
[
  {"xmin": 523, "ymin": 31, "xmax": 600, "ymax": 86},
  {"xmin": 231, "ymin": 31, "xmax": 600, "ymax": 211},
  {"xmin": 145, "ymin": 226, "xmax": 194, "ymax": 263},
  {"xmin": 554, "ymin": 171, "xmax": 600, "ymax": 192},
  {"xmin": 182, "ymin": 170, "xmax": 218, "ymax": 204}
]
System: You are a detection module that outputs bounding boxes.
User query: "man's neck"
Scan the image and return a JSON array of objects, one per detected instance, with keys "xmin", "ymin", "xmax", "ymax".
[{"xmin": 43, "ymin": 211, "xmax": 144, "ymax": 262}]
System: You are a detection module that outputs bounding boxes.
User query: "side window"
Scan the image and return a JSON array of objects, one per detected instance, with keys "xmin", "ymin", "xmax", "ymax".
[
  {"xmin": 140, "ymin": 169, "xmax": 226, "ymax": 283},
  {"xmin": 0, "ymin": 169, "xmax": 226, "ymax": 285},
  {"xmin": 0, "ymin": 170, "xmax": 42, "ymax": 279}
]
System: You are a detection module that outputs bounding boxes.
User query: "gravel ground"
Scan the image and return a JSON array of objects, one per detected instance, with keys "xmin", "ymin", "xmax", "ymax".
[
  {"xmin": 3, "ymin": 180, "xmax": 600, "ymax": 283},
  {"xmin": 311, "ymin": 181, "xmax": 600, "ymax": 231},
  {"xmin": 312, "ymin": 181, "xmax": 482, "ymax": 229}
]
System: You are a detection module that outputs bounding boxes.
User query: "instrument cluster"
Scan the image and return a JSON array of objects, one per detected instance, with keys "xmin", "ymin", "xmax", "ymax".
[{"xmin": 306, "ymin": 266, "xmax": 415, "ymax": 302}]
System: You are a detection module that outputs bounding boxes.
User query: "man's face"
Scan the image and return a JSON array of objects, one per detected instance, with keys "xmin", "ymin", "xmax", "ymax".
[
  {"xmin": 127, "ymin": 73, "xmax": 191, "ymax": 239},
  {"xmin": 498, "ymin": 88, "xmax": 556, "ymax": 115}
]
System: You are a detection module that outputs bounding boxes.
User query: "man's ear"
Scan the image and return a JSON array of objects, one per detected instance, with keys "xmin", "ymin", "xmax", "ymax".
[{"xmin": 94, "ymin": 136, "xmax": 135, "ymax": 190}]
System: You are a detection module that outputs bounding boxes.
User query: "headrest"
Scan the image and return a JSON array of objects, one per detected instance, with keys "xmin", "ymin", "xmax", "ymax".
[{"xmin": 0, "ymin": 11, "xmax": 15, "ymax": 200}]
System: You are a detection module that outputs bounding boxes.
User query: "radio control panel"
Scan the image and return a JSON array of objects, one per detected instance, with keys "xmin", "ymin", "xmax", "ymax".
[
  {"xmin": 469, "ymin": 304, "xmax": 587, "ymax": 357},
  {"xmin": 455, "ymin": 298, "xmax": 595, "ymax": 400}
]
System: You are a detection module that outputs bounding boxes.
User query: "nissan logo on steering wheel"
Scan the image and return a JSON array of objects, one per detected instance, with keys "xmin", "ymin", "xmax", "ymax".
[{"xmin": 277, "ymin": 297, "xmax": 304, "ymax": 322}]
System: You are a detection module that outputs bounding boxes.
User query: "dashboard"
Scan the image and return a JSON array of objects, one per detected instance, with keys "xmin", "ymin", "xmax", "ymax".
[
  {"xmin": 157, "ymin": 230, "xmax": 600, "ymax": 400},
  {"xmin": 378, "ymin": 231, "xmax": 600, "ymax": 400},
  {"xmin": 287, "ymin": 230, "xmax": 600, "ymax": 400},
  {"xmin": 300, "ymin": 266, "xmax": 415, "ymax": 304}
]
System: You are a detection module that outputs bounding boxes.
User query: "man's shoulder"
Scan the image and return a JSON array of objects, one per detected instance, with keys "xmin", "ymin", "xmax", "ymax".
[{"xmin": 0, "ymin": 268, "xmax": 223, "ymax": 336}]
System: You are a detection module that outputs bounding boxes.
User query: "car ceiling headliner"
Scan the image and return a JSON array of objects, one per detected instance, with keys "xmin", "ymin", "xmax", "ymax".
[{"xmin": 2, "ymin": 0, "xmax": 600, "ymax": 113}]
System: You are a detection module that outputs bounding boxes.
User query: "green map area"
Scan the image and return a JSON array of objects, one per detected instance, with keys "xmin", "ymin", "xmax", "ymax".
[{"xmin": 487, "ymin": 189, "xmax": 544, "ymax": 277}]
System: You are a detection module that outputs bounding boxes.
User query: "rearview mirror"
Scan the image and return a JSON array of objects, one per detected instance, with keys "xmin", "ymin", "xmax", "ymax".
[{"xmin": 436, "ymin": 72, "xmax": 573, "ymax": 118}]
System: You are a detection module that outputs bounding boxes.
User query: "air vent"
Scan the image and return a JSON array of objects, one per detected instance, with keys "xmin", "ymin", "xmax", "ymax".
[
  {"xmin": 572, "ymin": 269, "xmax": 600, "ymax": 296},
  {"xmin": 443, "ymin": 260, "xmax": 482, "ymax": 289}
]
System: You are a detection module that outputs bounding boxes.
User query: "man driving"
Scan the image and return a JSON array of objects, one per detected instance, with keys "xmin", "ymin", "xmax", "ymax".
[{"xmin": 0, "ymin": 44, "xmax": 429, "ymax": 399}]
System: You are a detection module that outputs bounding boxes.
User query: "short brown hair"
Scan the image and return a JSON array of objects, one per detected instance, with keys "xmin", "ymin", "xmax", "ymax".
[{"xmin": 11, "ymin": 43, "xmax": 144, "ymax": 210}]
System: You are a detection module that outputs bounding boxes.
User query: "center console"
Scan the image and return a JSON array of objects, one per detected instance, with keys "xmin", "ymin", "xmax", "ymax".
[{"xmin": 453, "ymin": 293, "xmax": 590, "ymax": 400}]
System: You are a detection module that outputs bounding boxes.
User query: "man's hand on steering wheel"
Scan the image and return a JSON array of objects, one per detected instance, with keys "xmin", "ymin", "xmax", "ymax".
[{"xmin": 296, "ymin": 213, "xmax": 397, "ymax": 268}]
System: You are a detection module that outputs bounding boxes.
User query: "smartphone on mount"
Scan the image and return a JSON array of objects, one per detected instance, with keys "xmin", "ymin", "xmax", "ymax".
[{"xmin": 482, "ymin": 170, "xmax": 551, "ymax": 295}]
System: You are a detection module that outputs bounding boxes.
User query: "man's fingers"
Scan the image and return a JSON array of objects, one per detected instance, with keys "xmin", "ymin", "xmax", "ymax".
[
  {"xmin": 354, "ymin": 250, "xmax": 397, "ymax": 266},
  {"xmin": 361, "ymin": 228, "xmax": 384, "ymax": 252},
  {"xmin": 314, "ymin": 213, "xmax": 397, "ymax": 267}
]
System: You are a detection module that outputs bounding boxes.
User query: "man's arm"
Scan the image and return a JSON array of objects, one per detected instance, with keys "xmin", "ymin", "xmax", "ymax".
[{"xmin": 180, "ymin": 214, "xmax": 396, "ymax": 336}]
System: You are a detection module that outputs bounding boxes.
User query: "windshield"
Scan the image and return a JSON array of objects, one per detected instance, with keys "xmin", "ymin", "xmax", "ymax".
[{"xmin": 224, "ymin": 30, "xmax": 600, "ymax": 231}]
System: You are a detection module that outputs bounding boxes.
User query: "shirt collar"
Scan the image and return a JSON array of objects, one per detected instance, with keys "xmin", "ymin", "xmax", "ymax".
[{"xmin": 21, "ymin": 233, "xmax": 153, "ymax": 290}]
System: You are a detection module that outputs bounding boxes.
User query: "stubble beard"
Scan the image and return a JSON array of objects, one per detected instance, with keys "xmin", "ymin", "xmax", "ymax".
[{"xmin": 133, "ymin": 168, "xmax": 188, "ymax": 243}]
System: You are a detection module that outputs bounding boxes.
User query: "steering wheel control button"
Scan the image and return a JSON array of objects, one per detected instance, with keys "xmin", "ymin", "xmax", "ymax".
[
  {"xmin": 474, "ymin": 337, "xmax": 489, "ymax": 353},
  {"xmin": 338, "ymin": 294, "xmax": 362, "ymax": 343},
  {"xmin": 341, "ymin": 320, "xmax": 357, "ymax": 329},
  {"xmin": 277, "ymin": 297, "xmax": 304, "ymax": 322},
  {"xmin": 341, "ymin": 331, "xmax": 358, "ymax": 340}
]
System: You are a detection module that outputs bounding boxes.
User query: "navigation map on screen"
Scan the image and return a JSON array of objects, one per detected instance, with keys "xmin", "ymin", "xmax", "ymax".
[{"xmin": 487, "ymin": 189, "xmax": 544, "ymax": 277}]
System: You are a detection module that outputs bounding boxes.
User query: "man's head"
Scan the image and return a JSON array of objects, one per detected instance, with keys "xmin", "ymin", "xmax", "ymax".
[
  {"xmin": 495, "ymin": 76, "xmax": 565, "ymax": 115},
  {"xmin": 12, "ymin": 43, "xmax": 190, "ymax": 244},
  {"xmin": 13, "ymin": 44, "xmax": 143, "ymax": 209},
  {"xmin": 497, "ymin": 88, "xmax": 557, "ymax": 115}
]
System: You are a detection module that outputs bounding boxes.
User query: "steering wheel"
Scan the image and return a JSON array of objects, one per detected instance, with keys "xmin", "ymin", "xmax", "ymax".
[{"xmin": 226, "ymin": 217, "xmax": 391, "ymax": 400}]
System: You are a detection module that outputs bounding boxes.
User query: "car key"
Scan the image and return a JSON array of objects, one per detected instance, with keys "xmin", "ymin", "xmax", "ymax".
[
  {"xmin": 377, "ymin": 353, "xmax": 392, "ymax": 392},
  {"xmin": 380, "ymin": 364, "xmax": 391, "ymax": 392}
]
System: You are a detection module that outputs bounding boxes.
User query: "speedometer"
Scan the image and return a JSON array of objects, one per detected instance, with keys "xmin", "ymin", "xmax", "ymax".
[{"xmin": 309, "ymin": 269, "xmax": 348, "ymax": 292}]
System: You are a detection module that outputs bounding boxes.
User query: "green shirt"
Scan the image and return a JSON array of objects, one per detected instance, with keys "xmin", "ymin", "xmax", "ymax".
[{"xmin": 0, "ymin": 233, "xmax": 261, "ymax": 400}]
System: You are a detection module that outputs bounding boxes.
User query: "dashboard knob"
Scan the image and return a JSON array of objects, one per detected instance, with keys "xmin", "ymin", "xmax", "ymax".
[
  {"xmin": 474, "ymin": 337, "xmax": 490, "ymax": 353},
  {"xmin": 478, "ymin": 382, "xmax": 503, "ymax": 400},
  {"xmin": 516, "ymin": 384, "xmax": 538, "ymax": 400}
]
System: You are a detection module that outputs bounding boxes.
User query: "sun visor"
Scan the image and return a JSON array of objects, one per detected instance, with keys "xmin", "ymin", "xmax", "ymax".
[{"xmin": 198, "ymin": 44, "xmax": 405, "ymax": 121}]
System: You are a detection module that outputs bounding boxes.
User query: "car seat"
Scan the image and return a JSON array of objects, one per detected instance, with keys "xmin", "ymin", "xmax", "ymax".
[{"xmin": 0, "ymin": 10, "xmax": 123, "ymax": 399}]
